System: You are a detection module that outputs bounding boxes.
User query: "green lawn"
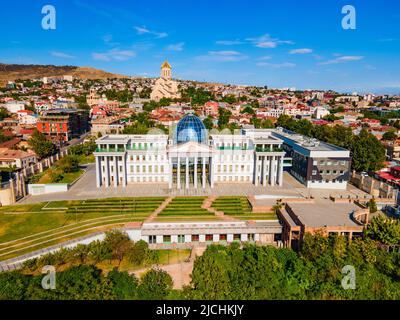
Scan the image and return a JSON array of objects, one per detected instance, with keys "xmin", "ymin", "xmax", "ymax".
[
  {"xmin": 29, "ymin": 169, "xmax": 84, "ymax": 184},
  {"xmin": 211, "ymin": 196, "xmax": 277, "ymax": 220},
  {"xmin": 0, "ymin": 197, "xmax": 166, "ymax": 261},
  {"xmin": 155, "ymin": 197, "xmax": 220, "ymax": 221}
]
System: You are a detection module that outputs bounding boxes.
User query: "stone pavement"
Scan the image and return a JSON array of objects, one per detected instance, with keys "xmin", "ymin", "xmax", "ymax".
[{"xmin": 19, "ymin": 168, "xmax": 367, "ymax": 205}]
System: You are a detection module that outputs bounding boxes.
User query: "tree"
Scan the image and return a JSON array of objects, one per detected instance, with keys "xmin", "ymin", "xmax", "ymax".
[
  {"xmin": 103, "ymin": 230, "xmax": 133, "ymax": 266},
  {"xmin": 382, "ymin": 130, "xmax": 397, "ymax": 141},
  {"xmin": 127, "ymin": 240, "xmax": 150, "ymax": 266},
  {"xmin": 368, "ymin": 197, "xmax": 378, "ymax": 213},
  {"xmin": 138, "ymin": 268, "xmax": 173, "ymax": 300},
  {"xmin": 73, "ymin": 244, "xmax": 90, "ymax": 264},
  {"xmin": 218, "ymin": 108, "xmax": 231, "ymax": 129},
  {"xmin": 0, "ymin": 271, "xmax": 29, "ymax": 300},
  {"xmin": 240, "ymin": 105, "xmax": 255, "ymax": 115},
  {"xmin": 365, "ymin": 216, "xmax": 400, "ymax": 245},
  {"xmin": 202, "ymin": 116, "xmax": 214, "ymax": 130},
  {"xmin": 351, "ymin": 129, "xmax": 386, "ymax": 172},
  {"xmin": 107, "ymin": 268, "xmax": 138, "ymax": 300},
  {"xmin": 88, "ymin": 240, "xmax": 111, "ymax": 263},
  {"xmin": 0, "ymin": 107, "xmax": 10, "ymax": 121},
  {"xmin": 28, "ymin": 129, "xmax": 56, "ymax": 159},
  {"xmin": 55, "ymin": 155, "xmax": 79, "ymax": 173}
]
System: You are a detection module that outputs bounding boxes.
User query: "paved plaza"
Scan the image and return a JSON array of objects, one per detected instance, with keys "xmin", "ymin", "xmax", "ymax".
[{"xmin": 19, "ymin": 164, "xmax": 368, "ymax": 204}]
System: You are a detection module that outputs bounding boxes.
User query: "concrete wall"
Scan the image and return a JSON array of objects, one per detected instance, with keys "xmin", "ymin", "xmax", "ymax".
[
  {"xmin": 28, "ymin": 184, "xmax": 69, "ymax": 195},
  {"xmin": 0, "ymin": 187, "xmax": 15, "ymax": 206}
]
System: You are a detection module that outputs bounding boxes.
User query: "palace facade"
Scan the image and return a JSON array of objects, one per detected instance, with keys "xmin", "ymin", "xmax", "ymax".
[{"xmin": 94, "ymin": 114, "xmax": 351, "ymax": 190}]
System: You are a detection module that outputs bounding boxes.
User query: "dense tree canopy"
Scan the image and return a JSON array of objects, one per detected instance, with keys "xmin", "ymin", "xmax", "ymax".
[
  {"xmin": 185, "ymin": 234, "xmax": 400, "ymax": 300},
  {"xmin": 28, "ymin": 130, "xmax": 56, "ymax": 159}
]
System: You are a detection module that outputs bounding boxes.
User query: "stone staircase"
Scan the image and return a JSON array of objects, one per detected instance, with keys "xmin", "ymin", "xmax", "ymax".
[
  {"xmin": 201, "ymin": 196, "xmax": 237, "ymax": 221},
  {"xmin": 145, "ymin": 197, "xmax": 173, "ymax": 222}
]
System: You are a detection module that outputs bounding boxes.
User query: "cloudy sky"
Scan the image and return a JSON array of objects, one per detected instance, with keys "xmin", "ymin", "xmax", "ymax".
[{"xmin": 1, "ymin": 0, "xmax": 399, "ymax": 94}]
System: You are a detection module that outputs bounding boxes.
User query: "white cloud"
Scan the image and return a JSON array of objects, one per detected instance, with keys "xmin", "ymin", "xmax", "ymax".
[
  {"xmin": 92, "ymin": 49, "xmax": 136, "ymax": 62},
  {"xmin": 318, "ymin": 55, "xmax": 364, "ymax": 65},
  {"xmin": 51, "ymin": 51, "xmax": 76, "ymax": 59},
  {"xmin": 196, "ymin": 51, "xmax": 248, "ymax": 62},
  {"xmin": 289, "ymin": 48, "xmax": 313, "ymax": 54},
  {"xmin": 257, "ymin": 56, "xmax": 272, "ymax": 61},
  {"xmin": 256, "ymin": 62, "xmax": 296, "ymax": 68},
  {"xmin": 216, "ymin": 40, "xmax": 243, "ymax": 45},
  {"xmin": 246, "ymin": 34, "xmax": 294, "ymax": 48},
  {"xmin": 134, "ymin": 26, "xmax": 168, "ymax": 38},
  {"xmin": 377, "ymin": 38, "xmax": 397, "ymax": 42},
  {"xmin": 166, "ymin": 42, "xmax": 185, "ymax": 51}
]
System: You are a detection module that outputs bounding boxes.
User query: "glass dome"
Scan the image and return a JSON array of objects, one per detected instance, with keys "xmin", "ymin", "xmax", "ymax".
[{"xmin": 176, "ymin": 114, "xmax": 207, "ymax": 144}]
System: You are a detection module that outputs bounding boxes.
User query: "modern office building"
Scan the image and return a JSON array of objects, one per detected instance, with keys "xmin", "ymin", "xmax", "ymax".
[
  {"xmin": 94, "ymin": 115, "xmax": 351, "ymax": 190},
  {"xmin": 271, "ymin": 128, "xmax": 351, "ymax": 189},
  {"xmin": 37, "ymin": 109, "xmax": 89, "ymax": 144}
]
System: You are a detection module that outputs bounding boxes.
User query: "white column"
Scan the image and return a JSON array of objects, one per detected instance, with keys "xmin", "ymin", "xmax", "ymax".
[
  {"xmin": 168, "ymin": 157, "xmax": 173, "ymax": 189},
  {"xmin": 95, "ymin": 156, "xmax": 101, "ymax": 188},
  {"xmin": 177, "ymin": 157, "xmax": 181, "ymax": 189},
  {"xmin": 104, "ymin": 156, "xmax": 110, "ymax": 187},
  {"xmin": 194, "ymin": 157, "xmax": 198, "ymax": 188},
  {"xmin": 210, "ymin": 157, "xmax": 214, "ymax": 188},
  {"xmin": 185, "ymin": 157, "xmax": 189, "ymax": 189},
  {"xmin": 202, "ymin": 157, "xmax": 206, "ymax": 189},
  {"xmin": 270, "ymin": 156, "xmax": 275, "ymax": 186},
  {"xmin": 254, "ymin": 156, "xmax": 259, "ymax": 186},
  {"xmin": 262, "ymin": 156, "xmax": 267, "ymax": 187},
  {"xmin": 122, "ymin": 154, "xmax": 127, "ymax": 187},
  {"xmin": 279, "ymin": 156, "xmax": 284, "ymax": 186},
  {"xmin": 114, "ymin": 156, "xmax": 118, "ymax": 187}
]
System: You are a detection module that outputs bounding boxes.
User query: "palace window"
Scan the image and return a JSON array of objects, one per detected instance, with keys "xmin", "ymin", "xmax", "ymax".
[
  {"xmin": 233, "ymin": 234, "xmax": 241, "ymax": 241},
  {"xmin": 178, "ymin": 235, "xmax": 185, "ymax": 243},
  {"xmin": 219, "ymin": 234, "xmax": 227, "ymax": 241},
  {"xmin": 191, "ymin": 234, "xmax": 199, "ymax": 242},
  {"xmin": 163, "ymin": 235, "xmax": 171, "ymax": 244},
  {"xmin": 205, "ymin": 234, "xmax": 213, "ymax": 242},
  {"xmin": 149, "ymin": 235, "xmax": 156, "ymax": 244}
]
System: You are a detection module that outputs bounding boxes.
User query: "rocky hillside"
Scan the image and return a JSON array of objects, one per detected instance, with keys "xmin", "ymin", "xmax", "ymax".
[{"xmin": 0, "ymin": 63, "xmax": 128, "ymax": 85}]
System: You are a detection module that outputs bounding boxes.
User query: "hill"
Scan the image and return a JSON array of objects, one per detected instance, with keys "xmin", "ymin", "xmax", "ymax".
[{"xmin": 0, "ymin": 63, "xmax": 128, "ymax": 85}]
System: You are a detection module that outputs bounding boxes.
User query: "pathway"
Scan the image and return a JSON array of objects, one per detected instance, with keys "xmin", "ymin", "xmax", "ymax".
[
  {"xmin": 202, "ymin": 196, "xmax": 237, "ymax": 221},
  {"xmin": 145, "ymin": 197, "xmax": 173, "ymax": 222}
]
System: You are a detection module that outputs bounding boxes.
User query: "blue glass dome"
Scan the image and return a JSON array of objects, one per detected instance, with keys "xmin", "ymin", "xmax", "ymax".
[{"xmin": 176, "ymin": 114, "xmax": 207, "ymax": 144}]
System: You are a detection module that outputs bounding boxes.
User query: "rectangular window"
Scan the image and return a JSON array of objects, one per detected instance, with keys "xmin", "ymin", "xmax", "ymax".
[
  {"xmin": 163, "ymin": 235, "xmax": 171, "ymax": 244},
  {"xmin": 178, "ymin": 235, "xmax": 185, "ymax": 243},
  {"xmin": 149, "ymin": 235, "xmax": 156, "ymax": 244},
  {"xmin": 233, "ymin": 234, "xmax": 241, "ymax": 241},
  {"xmin": 219, "ymin": 234, "xmax": 227, "ymax": 241},
  {"xmin": 191, "ymin": 234, "xmax": 199, "ymax": 242},
  {"xmin": 205, "ymin": 234, "xmax": 213, "ymax": 242},
  {"xmin": 248, "ymin": 234, "xmax": 255, "ymax": 241}
]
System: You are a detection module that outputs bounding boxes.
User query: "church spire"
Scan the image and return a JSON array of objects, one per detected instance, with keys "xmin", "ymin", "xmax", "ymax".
[{"xmin": 161, "ymin": 60, "xmax": 172, "ymax": 79}]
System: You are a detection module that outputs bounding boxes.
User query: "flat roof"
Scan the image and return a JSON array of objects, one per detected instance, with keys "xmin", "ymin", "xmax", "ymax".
[{"xmin": 287, "ymin": 199, "xmax": 361, "ymax": 228}]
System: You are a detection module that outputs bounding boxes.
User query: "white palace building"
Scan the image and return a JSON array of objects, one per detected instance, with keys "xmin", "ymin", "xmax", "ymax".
[{"xmin": 94, "ymin": 114, "xmax": 351, "ymax": 190}]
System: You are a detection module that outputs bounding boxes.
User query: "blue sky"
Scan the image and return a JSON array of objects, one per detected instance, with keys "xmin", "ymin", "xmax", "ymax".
[{"xmin": 1, "ymin": 0, "xmax": 399, "ymax": 94}]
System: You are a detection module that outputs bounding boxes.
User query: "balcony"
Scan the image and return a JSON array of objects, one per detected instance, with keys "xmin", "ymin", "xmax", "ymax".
[
  {"xmin": 126, "ymin": 145, "xmax": 160, "ymax": 151},
  {"xmin": 217, "ymin": 146, "xmax": 248, "ymax": 151},
  {"xmin": 255, "ymin": 147, "xmax": 283, "ymax": 153},
  {"xmin": 95, "ymin": 148, "xmax": 125, "ymax": 153}
]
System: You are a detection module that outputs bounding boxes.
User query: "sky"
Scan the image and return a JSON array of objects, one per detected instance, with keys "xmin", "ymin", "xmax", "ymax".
[{"xmin": 1, "ymin": 0, "xmax": 399, "ymax": 94}]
